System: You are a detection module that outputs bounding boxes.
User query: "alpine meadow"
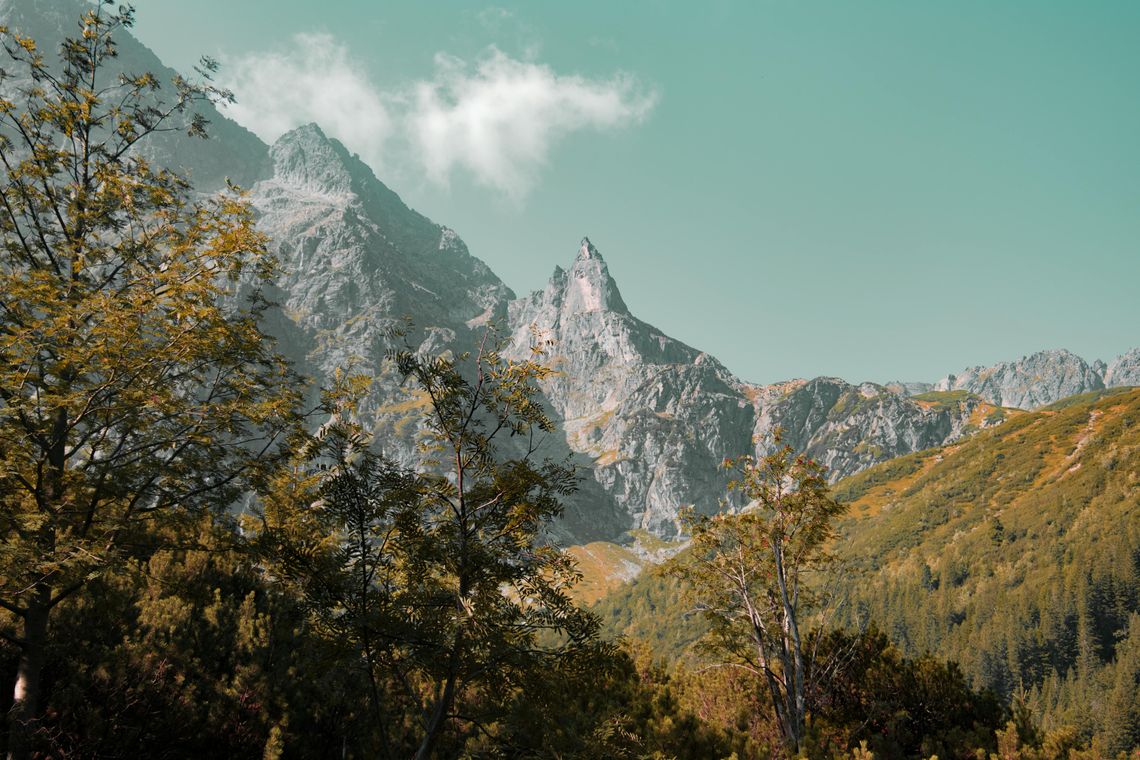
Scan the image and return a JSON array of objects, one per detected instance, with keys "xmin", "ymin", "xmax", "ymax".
[{"xmin": 0, "ymin": 1, "xmax": 1136, "ymax": 758}]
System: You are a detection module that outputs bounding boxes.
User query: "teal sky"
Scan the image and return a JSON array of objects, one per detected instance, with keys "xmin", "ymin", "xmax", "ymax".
[{"xmin": 131, "ymin": 1, "xmax": 1140, "ymax": 385}]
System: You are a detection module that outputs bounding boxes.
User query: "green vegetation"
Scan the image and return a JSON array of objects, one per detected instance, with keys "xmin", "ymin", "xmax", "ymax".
[
  {"xmin": 1037, "ymin": 387, "xmax": 1128, "ymax": 411},
  {"xmin": 596, "ymin": 388, "xmax": 1140, "ymax": 756},
  {"xmin": 0, "ymin": 5, "xmax": 1135, "ymax": 757},
  {"xmin": 0, "ymin": 7, "xmax": 298, "ymax": 757},
  {"xmin": 566, "ymin": 541, "xmax": 644, "ymax": 604},
  {"xmin": 0, "ymin": 10, "xmax": 620, "ymax": 757},
  {"xmin": 834, "ymin": 388, "xmax": 1140, "ymax": 753},
  {"xmin": 912, "ymin": 389, "xmax": 975, "ymax": 404},
  {"xmin": 830, "ymin": 450, "xmax": 928, "ymax": 505},
  {"xmin": 256, "ymin": 341, "xmax": 611, "ymax": 758},
  {"xmin": 675, "ymin": 433, "xmax": 845, "ymax": 753}
]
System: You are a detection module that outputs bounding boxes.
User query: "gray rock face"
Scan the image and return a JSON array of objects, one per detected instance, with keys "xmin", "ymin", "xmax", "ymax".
[
  {"xmin": 750, "ymin": 378, "xmax": 1000, "ymax": 480},
  {"xmin": 934, "ymin": 349, "xmax": 1105, "ymax": 409},
  {"xmin": 503, "ymin": 240, "xmax": 997, "ymax": 537},
  {"xmin": 883, "ymin": 381, "xmax": 935, "ymax": 397},
  {"xmin": 1105, "ymin": 348, "xmax": 1140, "ymax": 388},
  {"xmin": 251, "ymin": 124, "xmax": 513, "ymax": 380},
  {"xmin": 251, "ymin": 137, "xmax": 631, "ymax": 542},
  {"xmin": 507, "ymin": 239, "xmax": 756, "ymax": 536}
]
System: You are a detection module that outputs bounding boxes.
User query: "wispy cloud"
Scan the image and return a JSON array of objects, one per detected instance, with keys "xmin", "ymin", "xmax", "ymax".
[
  {"xmin": 220, "ymin": 36, "xmax": 657, "ymax": 200},
  {"xmin": 476, "ymin": 7, "xmax": 514, "ymax": 31},
  {"xmin": 220, "ymin": 33, "xmax": 393, "ymax": 173},
  {"xmin": 410, "ymin": 49, "xmax": 657, "ymax": 199}
]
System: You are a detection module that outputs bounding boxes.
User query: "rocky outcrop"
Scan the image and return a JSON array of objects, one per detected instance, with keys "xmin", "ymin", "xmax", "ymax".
[
  {"xmin": 884, "ymin": 381, "xmax": 935, "ymax": 397},
  {"xmin": 251, "ymin": 136, "xmax": 631, "ymax": 542},
  {"xmin": 1105, "ymin": 348, "xmax": 1140, "ymax": 388},
  {"xmin": 251, "ymin": 124, "xmax": 513, "ymax": 380},
  {"xmin": 934, "ymin": 349, "xmax": 1104, "ymax": 409},
  {"xmin": 507, "ymin": 240, "xmax": 756, "ymax": 536},
  {"xmin": 750, "ymin": 378, "xmax": 1003, "ymax": 480},
  {"xmin": 504, "ymin": 240, "xmax": 999, "ymax": 537}
]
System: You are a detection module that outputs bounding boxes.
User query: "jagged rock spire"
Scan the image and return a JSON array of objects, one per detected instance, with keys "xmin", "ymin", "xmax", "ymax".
[{"xmin": 560, "ymin": 236, "xmax": 628, "ymax": 314}]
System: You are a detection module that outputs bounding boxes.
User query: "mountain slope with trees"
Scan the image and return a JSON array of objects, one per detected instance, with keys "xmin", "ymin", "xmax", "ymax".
[{"xmin": 597, "ymin": 387, "xmax": 1140, "ymax": 753}]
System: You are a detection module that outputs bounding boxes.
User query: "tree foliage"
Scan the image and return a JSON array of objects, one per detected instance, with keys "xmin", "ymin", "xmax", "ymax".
[
  {"xmin": 0, "ymin": 3, "xmax": 298, "ymax": 753},
  {"xmin": 255, "ymin": 336, "xmax": 614, "ymax": 757},
  {"xmin": 676, "ymin": 430, "xmax": 845, "ymax": 753}
]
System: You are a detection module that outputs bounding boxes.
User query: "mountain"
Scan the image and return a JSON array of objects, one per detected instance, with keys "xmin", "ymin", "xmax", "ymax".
[
  {"xmin": 933, "ymin": 349, "xmax": 1105, "ymax": 409},
  {"xmin": 595, "ymin": 387, "xmax": 1140, "ymax": 739},
  {"xmin": 1106, "ymin": 347, "xmax": 1140, "ymax": 388},
  {"xmin": 6, "ymin": 0, "xmax": 1136, "ymax": 544},
  {"xmin": 506, "ymin": 239, "xmax": 756, "ymax": 537},
  {"xmin": 750, "ymin": 380, "xmax": 1012, "ymax": 481},
  {"xmin": 503, "ymin": 240, "xmax": 1017, "ymax": 539},
  {"xmin": 249, "ymin": 127, "xmax": 633, "ymax": 542},
  {"xmin": 0, "ymin": 0, "xmax": 269, "ymax": 190},
  {"xmin": 252, "ymin": 123, "xmax": 514, "ymax": 379},
  {"xmin": 927, "ymin": 346, "xmax": 1140, "ymax": 409}
]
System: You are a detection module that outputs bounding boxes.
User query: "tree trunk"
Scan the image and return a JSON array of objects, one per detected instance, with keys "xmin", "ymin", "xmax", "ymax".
[
  {"xmin": 7, "ymin": 586, "xmax": 50, "ymax": 760},
  {"xmin": 773, "ymin": 541, "xmax": 804, "ymax": 753},
  {"xmin": 414, "ymin": 672, "xmax": 456, "ymax": 760}
]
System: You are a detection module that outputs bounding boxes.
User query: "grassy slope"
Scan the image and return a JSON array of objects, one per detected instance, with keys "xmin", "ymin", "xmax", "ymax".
[
  {"xmin": 833, "ymin": 387, "xmax": 1139, "ymax": 694},
  {"xmin": 593, "ymin": 388, "xmax": 1140, "ymax": 702}
]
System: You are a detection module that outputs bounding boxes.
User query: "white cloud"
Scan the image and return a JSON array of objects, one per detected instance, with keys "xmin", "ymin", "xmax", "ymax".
[
  {"xmin": 221, "ymin": 37, "xmax": 657, "ymax": 200},
  {"xmin": 220, "ymin": 33, "xmax": 393, "ymax": 173},
  {"xmin": 409, "ymin": 49, "xmax": 657, "ymax": 199}
]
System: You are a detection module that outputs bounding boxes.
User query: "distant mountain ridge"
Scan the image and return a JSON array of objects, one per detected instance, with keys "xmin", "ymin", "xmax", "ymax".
[
  {"xmin": 6, "ymin": 0, "xmax": 1138, "ymax": 543},
  {"xmin": 893, "ymin": 346, "xmax": 1139, "ymax": 410},
  {"xmin": 931, "ymin": 348, "xmax": 1106, "ymax": 409}
]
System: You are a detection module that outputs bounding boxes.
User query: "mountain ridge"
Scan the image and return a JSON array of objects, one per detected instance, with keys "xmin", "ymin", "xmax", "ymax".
[{"xmin": 6, "ymin": 0, "xmax": 1136, "ymax": 543}]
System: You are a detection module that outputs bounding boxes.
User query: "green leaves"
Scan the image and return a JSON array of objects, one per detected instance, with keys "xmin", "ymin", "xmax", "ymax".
[
  {"xmin": 255, "ymin": 333, "xmax": 609, "ymax": 754},
  {"xmin": 675, "ymin": 430, "xmax": 846, "ymax": 752},
  {"xmin": 0, "ymin": 5, "xmax": 302, "ymax": 747}
]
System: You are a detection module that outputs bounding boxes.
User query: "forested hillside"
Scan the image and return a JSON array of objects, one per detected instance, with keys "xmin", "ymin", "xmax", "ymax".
[
  {"xmin": 597, "ymin": 387, "xmax": 1140, "ymax": 753},
  {"xmin": 834, "ymin": 387, "xmax": 1140, "ymax": 746}
]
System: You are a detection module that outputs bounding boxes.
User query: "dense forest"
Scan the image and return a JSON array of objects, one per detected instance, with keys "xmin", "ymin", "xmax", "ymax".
[{"xmin": 0, "ymin": 4, "xmax": 1136, "ymax": 758}]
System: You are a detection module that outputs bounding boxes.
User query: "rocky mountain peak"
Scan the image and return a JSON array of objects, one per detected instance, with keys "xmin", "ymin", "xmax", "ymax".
[
  {"xmin": 269, "ymin": 123, "xmax": 364, "ymax": 198},
  {"xmin": 576, "ymin": 237, "xmax": 602, "ymax": 261},
  {"xmin": 558, "ymin": 237, "xmax": 628, "ymax": 315},
  {"xmin": 1105, "ymin": 347, "xmax": 1140, "ymax": 388},
  {"xmin": 935, "ymin": 348, "xmax": 1104, "ymax": 409}
]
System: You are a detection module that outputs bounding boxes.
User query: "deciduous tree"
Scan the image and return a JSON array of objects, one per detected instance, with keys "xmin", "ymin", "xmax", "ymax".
[
  {"xmin": 0, "ymin": 4, "xmax": 297, "ymax": 754},
  {"xmin": 257, "ymin": 335, "xmax": 610, "ymax": 757},
  {"xmin": 676, "ymin": 430, "xmax": 845, "ymax": 754}
]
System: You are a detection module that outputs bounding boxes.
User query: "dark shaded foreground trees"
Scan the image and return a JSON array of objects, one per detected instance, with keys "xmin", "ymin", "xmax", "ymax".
[
  {"xmin": 0, "ymin": 3, "xmax": 299, "ymax": 756},
  {"xmin": 0, "ymin": 330, "xmax": 712, "ymax": 758},
  {"xmin": 254, "ymin": 339, "xmax": 620, "ymax": 756}
]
